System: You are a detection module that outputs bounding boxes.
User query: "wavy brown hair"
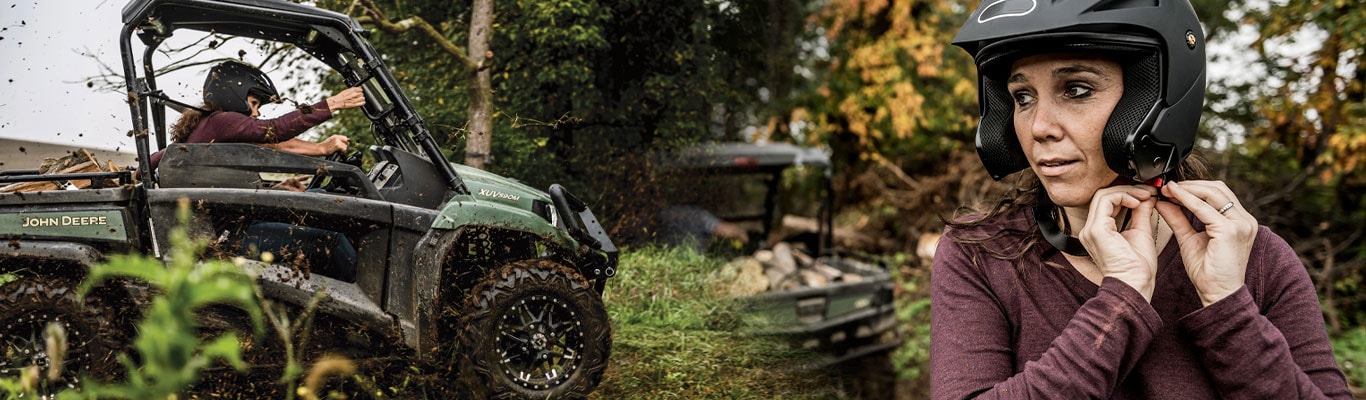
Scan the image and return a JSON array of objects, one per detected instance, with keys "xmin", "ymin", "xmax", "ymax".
[{"xmin": 169, "ymin": 104, "xmax": 222, "ymax": 143}]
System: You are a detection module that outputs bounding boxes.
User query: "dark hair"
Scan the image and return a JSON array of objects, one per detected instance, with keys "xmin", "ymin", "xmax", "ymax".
[
  {"xmin": 169, "ymin": 103, "xmax": 222, "ymax": 143},
  {"xmin": 946, "ymin": 153, "xmax": 1210, "ymax": 270}
]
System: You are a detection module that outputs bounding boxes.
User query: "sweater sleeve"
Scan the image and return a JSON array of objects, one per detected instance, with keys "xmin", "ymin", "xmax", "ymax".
[
  {"xmin": 1178, "ymin": 227, "xmax": 1351, "ymax": 399},
  {"xmin": 930, "ymin": 231, "xmax": 1164, "ymax": 400},
  {"xmin": 189, "ymin": 101, "xmax": 333, "ymax": 144}
]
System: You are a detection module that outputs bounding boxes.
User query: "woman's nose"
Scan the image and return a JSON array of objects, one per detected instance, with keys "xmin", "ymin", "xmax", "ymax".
[{"xmin": 1028, "ymin": 98, "xmax": 1065, "ymax": 142}]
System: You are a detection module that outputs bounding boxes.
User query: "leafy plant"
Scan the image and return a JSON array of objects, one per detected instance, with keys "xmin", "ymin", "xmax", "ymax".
[
  {"xmin": 263, "ymin": 286, "xmax": 324, "ymax": 400},
  {"xmin": 0, "ymin": 271, "xmax": 18, "ymax": 287},
  {"xmin": 70, "ymin": 198, "xmax": 264, "ymax": 399},
  {"xmin": 1332, "ymin": 327, "xmax": 1366, "ymax": 390}
]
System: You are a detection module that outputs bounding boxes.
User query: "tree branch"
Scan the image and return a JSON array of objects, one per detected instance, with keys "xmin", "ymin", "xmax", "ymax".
[
  {"xmin": 353, "ymin": 0, "xmax": 477, "ymax": 73},
  {"xmin": 73, "ymin": 46, "xmax": 125, "ymax": 93}
]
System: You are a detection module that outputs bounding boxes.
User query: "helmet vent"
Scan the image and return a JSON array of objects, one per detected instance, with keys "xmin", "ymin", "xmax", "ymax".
[{"xmin": 1085, "ymin": 0, "xmax": 1157, "ymax": 12}]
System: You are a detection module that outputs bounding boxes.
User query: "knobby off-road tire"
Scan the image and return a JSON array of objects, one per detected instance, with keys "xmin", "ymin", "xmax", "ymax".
[
  {"xmin": 458, "ymin": 260, "xmax": 611, "ymax": 399},
  {"xmin": 0, "ymin": 275, "xmax": 121, "ymax": 392}
]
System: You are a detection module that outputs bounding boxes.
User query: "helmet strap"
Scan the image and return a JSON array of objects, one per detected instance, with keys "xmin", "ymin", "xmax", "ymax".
[{"xmin": 1033, "ymin": 187, "xmax": 1090, "ymax": 257}]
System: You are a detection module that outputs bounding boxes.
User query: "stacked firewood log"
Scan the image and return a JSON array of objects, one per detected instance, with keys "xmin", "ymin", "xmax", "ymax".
[
  {"xmin": 0, "ymin": 149, "xmax": 123, "ymax": 193},
  {"xmin": 716, "ymin": 242, "xmax": 865, "ymax": 298}
]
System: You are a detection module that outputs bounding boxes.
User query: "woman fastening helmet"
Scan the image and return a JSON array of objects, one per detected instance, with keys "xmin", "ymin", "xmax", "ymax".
[{"xmin": 929, "ymin": 0, "xmax": 1351, "ymax": 398}]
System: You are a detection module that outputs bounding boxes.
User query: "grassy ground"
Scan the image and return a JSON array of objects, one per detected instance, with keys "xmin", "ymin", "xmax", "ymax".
[{"xmin": 592, "ymin": 246, "xmax": 860, "ymax": 399}]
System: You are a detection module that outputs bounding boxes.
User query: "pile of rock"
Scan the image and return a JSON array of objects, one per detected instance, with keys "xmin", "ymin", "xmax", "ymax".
[{"xmin": 717, "ymin": 242, "xmax": 865, "ymax": 298}]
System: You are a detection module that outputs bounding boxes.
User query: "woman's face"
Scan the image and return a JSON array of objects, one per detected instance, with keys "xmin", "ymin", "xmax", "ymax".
[
  {"xmin": 1008, "ymin": 53, "xmax": 1124, "ymax": 207},
  {"xmin": 247, "ymin": 95, "xmax": 262, "ymax": 119}
]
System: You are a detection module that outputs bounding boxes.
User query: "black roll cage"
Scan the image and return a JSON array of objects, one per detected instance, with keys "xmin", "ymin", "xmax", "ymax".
[
  {"xmin": 118, "ymin": 0, "xmax": 468, "ymax": 195},
  {"xmin": 664, "ymin": 143, "xmax": 836, "ymax": 255}
]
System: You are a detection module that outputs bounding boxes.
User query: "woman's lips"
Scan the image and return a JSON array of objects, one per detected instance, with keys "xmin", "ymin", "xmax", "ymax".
[{"xmin": 1037, "ymin": 159, "xmax": 1077, "ymax": 177}]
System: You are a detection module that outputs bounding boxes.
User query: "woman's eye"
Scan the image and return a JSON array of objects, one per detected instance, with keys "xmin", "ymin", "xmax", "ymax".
[
  {"xmin": 1013, "ymin": 91, "xmax": 1035, "ymax": 107},
  {"xmin": 1064, "ymin": 84, "xmax": 1093, "ymax": 98}
]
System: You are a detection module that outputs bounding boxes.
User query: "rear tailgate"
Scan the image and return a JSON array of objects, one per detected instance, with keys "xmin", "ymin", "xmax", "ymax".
[
  {"xmin": 0, "ymin": 188, "xmax": 137, "ymax": 244},
  {"xmin": 740, "ymin": 257, "xmax": 901, "ymax": 365}
]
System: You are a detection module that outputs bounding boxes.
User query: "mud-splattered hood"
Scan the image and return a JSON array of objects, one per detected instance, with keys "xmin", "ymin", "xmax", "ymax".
[{"xmin": 448, "ymin": 163, "xmax": 551, "ymax": 212}]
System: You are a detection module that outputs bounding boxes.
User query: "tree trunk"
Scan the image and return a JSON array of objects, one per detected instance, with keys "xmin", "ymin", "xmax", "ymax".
[{"xmin": 464, "ymin": 0, "xmax": 494, "ymax": 170}]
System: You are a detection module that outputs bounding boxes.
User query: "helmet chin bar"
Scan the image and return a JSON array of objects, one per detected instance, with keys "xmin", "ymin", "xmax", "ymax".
[{"xmin": 1033, "ymin": 187, "xmax": 1090, "ymax": 257}]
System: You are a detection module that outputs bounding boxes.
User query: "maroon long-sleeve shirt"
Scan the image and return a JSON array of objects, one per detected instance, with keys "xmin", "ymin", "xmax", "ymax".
[
  {"xmin": 931, "ymin": 208, "xmax": 1350, "ymax": 399},
  {"xmin": 148, "ymin": 100, "xmax": 333, "ymax": 169}
]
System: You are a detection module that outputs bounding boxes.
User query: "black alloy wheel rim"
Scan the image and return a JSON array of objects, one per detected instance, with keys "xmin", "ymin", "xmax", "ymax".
[
  {"xmin": 0, "ymin": 313, "xmax": 81, "ymax": 391},
  {"xmin": 495, "ymin": 293, "xmax": 583, "ymax": 390}
]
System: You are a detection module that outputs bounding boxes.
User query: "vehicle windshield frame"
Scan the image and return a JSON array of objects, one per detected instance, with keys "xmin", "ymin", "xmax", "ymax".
[{"xmin": 119, "ymin": 0, "xmax": 467, "ymax": 194}]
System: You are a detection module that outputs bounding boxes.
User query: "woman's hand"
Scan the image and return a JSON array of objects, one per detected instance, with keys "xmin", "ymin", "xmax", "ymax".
[
  {"xmin": 325, "ymin": 87, "xmax": 366, "ymax": 111},
  {"xmin": 319, "ymin": 134, "xmax": 350, "ymax": 154},
  {"xmin": 271, "ymin": 176, "xmax": 308, "ymax": 192},
  {"xmin": 1079, "ymin": 185, "xmax": 1161, "ymax": 301},
  {"xmin": 1156, "ymin": 180, "xmax": 1257, "ymax": 307}
]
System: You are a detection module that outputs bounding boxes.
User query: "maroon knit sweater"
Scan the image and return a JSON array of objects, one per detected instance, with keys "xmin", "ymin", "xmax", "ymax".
[
  {"xmin": 148, "ymin": 100, "xmax": 333, "ymax": 169},
  {"xmin": 931, "ymin": 208, "xmax": 1350, "ymax": 399}
]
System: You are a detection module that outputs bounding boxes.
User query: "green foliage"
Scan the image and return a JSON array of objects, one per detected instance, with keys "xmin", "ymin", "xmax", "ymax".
[
  {"xmin": 596, "ymin": 325, "xmax": 842, "ymax": 399},
  {"xmin": 303, "ymin": 1, "xmax": 787, "ymax": 239},
  {"xmin": 881, "ymin": 253, "xmax": 931, "ymax": 382},
  {"xmin": 1332, "ymin": 327, "xmax": 1366, "ymax": 389},
  {"xmin": 263, "ymin": 290, "xmax": 326, "ymax": 400},
  {"xmin": 604, "ymin": 245, "xmax": 740, "ymax": 331},
  {"xmin": 70, "ymin": 199, "xmax": 263, "ymax": 399}
]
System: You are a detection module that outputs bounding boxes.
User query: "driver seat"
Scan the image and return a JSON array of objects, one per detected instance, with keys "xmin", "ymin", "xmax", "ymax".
[{"xmin": 158, "ymin": 143, "xmax": 379, "ymax": 199}]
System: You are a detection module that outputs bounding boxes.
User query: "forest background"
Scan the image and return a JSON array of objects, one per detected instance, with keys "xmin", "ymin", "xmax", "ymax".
[{"xmin": 124, "ymin": 0, "xmax": 1366, "ymax": 396}]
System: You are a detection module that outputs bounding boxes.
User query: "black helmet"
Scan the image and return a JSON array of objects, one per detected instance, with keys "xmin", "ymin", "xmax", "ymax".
[
  {"xmin": 202, "ymin": 60, "xmax": 280, "ymax": 115},
  {"xmin": 953, "ymin": 0, "xmax": 1206, "ymax": 183}
]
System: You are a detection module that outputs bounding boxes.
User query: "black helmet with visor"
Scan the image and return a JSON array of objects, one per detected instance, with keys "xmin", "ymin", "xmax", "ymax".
[
  {"xmin": 202, "ymin": 60, "xmax": 280, "ymax": 116},
  {"xmin": 953, "ymin": 0, "xmax": 1206, "ymax": 256},
  {"xmin": 953, "ymin": 0, "xmax": 1206, "ymax": 184}
]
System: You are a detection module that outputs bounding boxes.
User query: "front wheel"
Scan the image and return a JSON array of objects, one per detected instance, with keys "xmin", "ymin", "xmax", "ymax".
[
  {"xmin": 458, "ymin": 260, "xmax": 611, "ymax": 399},
  {"xmin": 0, "ymin": 275, "xmax": 121, "ymax": 393}
]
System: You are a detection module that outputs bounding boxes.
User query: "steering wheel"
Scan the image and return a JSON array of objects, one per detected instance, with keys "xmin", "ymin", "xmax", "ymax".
[{"xmin": 306, "ymin": 150, "xmax": 358, "ymax": 192}]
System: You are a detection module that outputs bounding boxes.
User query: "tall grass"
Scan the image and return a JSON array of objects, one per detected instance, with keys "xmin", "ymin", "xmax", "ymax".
[{"xmin": 595, "ymin": 245, "xmax": 845, "ymax": 399}]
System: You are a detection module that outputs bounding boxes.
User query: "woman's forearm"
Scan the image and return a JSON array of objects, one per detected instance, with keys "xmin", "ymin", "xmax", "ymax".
[{"xmin": 268, "ymin": 138, "xmax": 328, "ymax": 156}]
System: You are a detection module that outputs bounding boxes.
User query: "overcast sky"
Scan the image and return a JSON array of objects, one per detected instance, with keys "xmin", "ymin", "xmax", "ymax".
[
  {"xmin": 0, "ymin": 0, "xmax": 132, "ymax": 152},
  {"xmin": 0, "ymin": 0, "xmax": 322, "ymax": 155}
]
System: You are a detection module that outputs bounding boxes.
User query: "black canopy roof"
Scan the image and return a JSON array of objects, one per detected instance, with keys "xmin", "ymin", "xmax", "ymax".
[
  {"xmin": 663, "ymin": 142, "xmax": 831, "ymax": 172},
  {"xmin": 122, "ymin": 0, "xmax": 362, "ymax": 50}
]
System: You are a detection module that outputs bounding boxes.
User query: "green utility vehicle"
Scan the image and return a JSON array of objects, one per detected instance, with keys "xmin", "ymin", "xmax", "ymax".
[
  {"xmin": 663, "ymin": 143, "xmax": 900, "ymax": 367},
  {"xmin": 0, "ymin": 0, "xmax": 617, "ymax": 397}
]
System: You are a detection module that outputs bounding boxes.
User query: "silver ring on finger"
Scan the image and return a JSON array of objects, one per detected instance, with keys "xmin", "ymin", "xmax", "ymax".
[{"xmin": 1217, "ymin": 201, "xmax": 1235, "ymax": 215}]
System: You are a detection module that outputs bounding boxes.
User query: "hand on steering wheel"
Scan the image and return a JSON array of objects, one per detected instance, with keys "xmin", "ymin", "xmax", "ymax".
[{"xmin": 306, "ymin": 150, "xmax": 351, "ymax": 191}]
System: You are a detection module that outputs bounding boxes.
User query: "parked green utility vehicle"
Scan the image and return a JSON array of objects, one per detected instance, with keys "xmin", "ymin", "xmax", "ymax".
[
  {"xmin": 663, "ymin": 143, "xmax": 900, "ymax": 367},
  {"xmin": 0, "ymin": 0, "xmax": 618, "ymax": 398}
]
